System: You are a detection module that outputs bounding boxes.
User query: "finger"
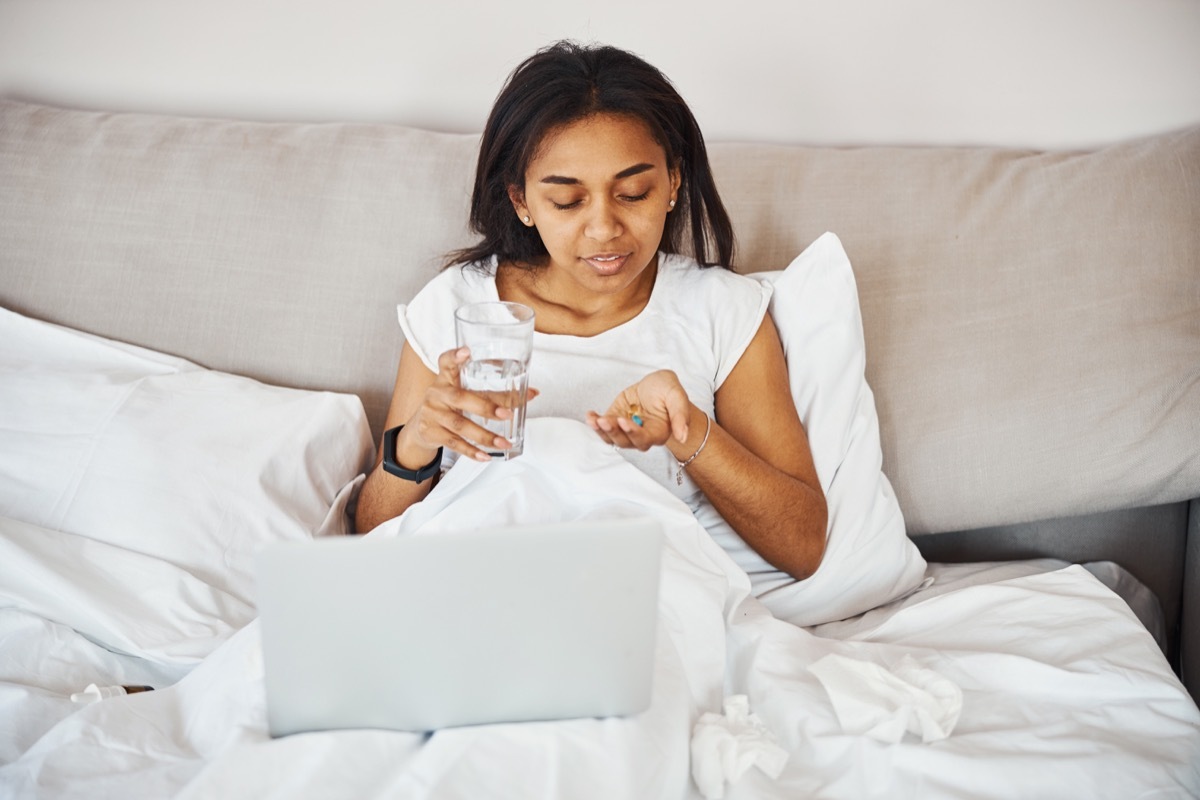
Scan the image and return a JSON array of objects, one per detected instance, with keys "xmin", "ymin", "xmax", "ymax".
[
  {"xmin": 585, "ymin": 411, "xmax": 618, "ymax": 447},
  {"xmin": 435, "ymin": 347, "xmax": 471, "ymax": 385},
  {"xmin": 666, "ymin": 392, "xmax": 692, "ymax": 444},
  {"xmin": 614, "ymin": 387, "xmax": 641, "ymax": 417},
  {"xmin": 470, "ymin": 387, "xmax": 517, "ymax": 419},
  {"xmin": 430, "ymin": 382, "xmax": 512, "ymax": 422},
  {"xmin": 589, "ymin": 412, "xmax": 621, "ymax": 444},
  {"xmin": 423, "ymin": 406, "xmax": 510, "ymax": 458},
  {"xmin": 585, "ymin": 410, "xmax": 605, "ymax": 435},
  {"xmin": 593, "ymin": 413, "xmax": 621, "ymax": 442},
  {"xmin": 623, "ymin": 414, "xmax": 674, "ymax": 449},
  {"xmin": 457, "ymin": 435, "xmax": 503, "ymax": 462},
  {"xmin": 607, "ymin": 430, "xmax": 636, "ymax": 449},
  {"xmin": 587, "ymin": 411, "xmax": 631, "ymax": 448},
  {"xmin": 614, "ymin": 416, "xmax": 656, "ymax": 451},
  {"xmin": 440, "ymin": 430, "xmax": 501, "ymax": 462}
]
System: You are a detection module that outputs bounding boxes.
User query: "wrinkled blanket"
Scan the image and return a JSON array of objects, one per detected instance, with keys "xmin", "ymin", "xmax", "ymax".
[{"xmin": 2, "ymin": 419, "xmax": 1198, "ymax": 799}]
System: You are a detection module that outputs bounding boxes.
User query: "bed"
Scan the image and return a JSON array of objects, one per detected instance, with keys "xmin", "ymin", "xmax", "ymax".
[{"xmin": 1, "ymin": 98, "xmax": 1198, "ymax": 798}]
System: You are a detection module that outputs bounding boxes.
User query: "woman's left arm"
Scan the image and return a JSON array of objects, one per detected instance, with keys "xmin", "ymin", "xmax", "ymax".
[
  {"xmin": 590, "ymin": 313, "xmax": 827, "ymax": 580},
  {"xmin": 681, "ymin": 313, "xmax": 827, "ymax": 579}
]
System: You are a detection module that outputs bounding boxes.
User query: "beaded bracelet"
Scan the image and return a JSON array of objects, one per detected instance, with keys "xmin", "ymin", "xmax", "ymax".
[{"xmin": 674, "ymin": 412, "xmax": 712, "ymax": 486}]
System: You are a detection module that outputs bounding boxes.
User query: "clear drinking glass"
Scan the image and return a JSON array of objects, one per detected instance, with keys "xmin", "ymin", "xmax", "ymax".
[{"xmin": 453, "ymin": 301, "xmax": 535, "ymax": 459}]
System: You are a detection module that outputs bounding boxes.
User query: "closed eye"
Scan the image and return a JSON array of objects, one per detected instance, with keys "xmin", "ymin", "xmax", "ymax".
[{"xmin": 551, "ymin": 190, "xmax": 649, "ymax": 211}]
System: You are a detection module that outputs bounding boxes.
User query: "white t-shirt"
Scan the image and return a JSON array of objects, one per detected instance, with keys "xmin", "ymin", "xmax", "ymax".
[
  {"xmin": 398, "ymin": 253, "xmax": 782, "ymax": 585},
  {"xmin": 397, "ymin": 252, "xmax": 771, "ymax": 506}
]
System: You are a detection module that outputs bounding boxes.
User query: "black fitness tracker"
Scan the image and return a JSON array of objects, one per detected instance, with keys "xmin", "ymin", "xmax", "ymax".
[{"xmin": 381, "ymin": 425, "xmax": 442, "ymax": 483}]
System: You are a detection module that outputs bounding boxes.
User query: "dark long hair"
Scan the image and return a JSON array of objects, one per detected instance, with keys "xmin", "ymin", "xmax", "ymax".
[{"xmin": 447, "ymin": 40, "xmax": 736, "ymax": 270}]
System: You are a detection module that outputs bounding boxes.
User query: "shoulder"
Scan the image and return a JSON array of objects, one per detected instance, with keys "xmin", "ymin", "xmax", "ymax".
[
  {"xmin": 656, "ymin": 252, "xmax": 773, "ymax": 315},
  {"xmin": 654, "ymin": 253, "xmax": 773, "ymax": 388},
  {"xmin": 408, "ymin": 257, "xmax": 497, "ymax": 309},
  {"xmin": 399, "ymin": 258, "xmax": 497, "ymax": 370}
]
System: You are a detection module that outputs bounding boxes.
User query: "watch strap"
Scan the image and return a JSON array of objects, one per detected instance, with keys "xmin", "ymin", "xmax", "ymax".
[{"xmin": 381, "ymin": 425, "xmax": 442, "ymax": 483}]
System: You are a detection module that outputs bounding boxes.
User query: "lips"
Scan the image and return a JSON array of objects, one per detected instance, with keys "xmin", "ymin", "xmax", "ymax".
[{"xmin": 583, "ymin": 253, "xmax": 629, "ymax": 275}]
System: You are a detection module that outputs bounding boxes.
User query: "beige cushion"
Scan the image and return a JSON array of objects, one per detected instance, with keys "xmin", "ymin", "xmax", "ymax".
[
  {"xmin": 0, "ymin": 100, "xmax": 478, "ymax": 433},
  {"xmin": 2, "ymin": 98, "xmax": 1198, "ymax": 535},
  {"xmin": 710, "ymin": 130, "xmax": 1200, "ymax": 533}
]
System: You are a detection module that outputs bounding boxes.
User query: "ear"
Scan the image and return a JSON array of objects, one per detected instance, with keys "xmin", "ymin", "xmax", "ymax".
[
  {"xmin": 668, "ymin": 161, "xmax": 682, "ymax": 207},
  {"xmin": 507, "ymin": 185, "xmax": 532, "ymax": 225}
]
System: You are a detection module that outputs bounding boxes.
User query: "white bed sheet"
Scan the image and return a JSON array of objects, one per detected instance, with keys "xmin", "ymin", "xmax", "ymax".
[{"xmin": 2, "ymin": 419, "xmax": 1198, "ymax": 799}]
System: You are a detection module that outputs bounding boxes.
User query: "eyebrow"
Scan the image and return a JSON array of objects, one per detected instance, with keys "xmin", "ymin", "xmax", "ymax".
[{"xmin": 539, "ymin": 162, "xmax": 657, "ymax": 185}]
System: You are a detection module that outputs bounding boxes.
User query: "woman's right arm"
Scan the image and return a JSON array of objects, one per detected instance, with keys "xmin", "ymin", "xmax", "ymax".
[{"xmin": 353, "ymin": 342, "xmax": 515, "ymax": 533}]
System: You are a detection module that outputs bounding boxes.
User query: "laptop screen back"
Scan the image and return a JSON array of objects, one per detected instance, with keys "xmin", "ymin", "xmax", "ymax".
[{"xmin": 256, "ymin": 517, "xmax": 663, "ymax": 736}]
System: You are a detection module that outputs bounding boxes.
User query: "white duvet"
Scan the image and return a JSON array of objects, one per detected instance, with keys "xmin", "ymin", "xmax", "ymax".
[{"xmin": 2, "ymin": 419, "xmax": 1198, "ymax": 799}]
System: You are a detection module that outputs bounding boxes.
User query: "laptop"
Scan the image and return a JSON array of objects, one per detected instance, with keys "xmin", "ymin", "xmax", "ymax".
[{"xmin": 255, "ymin": 517, "xmax": 663, "ymax": 736}]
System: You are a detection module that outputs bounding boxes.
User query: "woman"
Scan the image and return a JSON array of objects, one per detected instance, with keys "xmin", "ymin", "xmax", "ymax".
[{"xmin": 355, "ymin": 41, "xmax": 827, "ymax": 582}]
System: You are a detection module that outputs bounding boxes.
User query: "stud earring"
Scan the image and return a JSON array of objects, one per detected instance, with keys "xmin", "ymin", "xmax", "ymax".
[
  {"xmin": 522, "ymin": 215, "xmax": 531, "ymax": 224},
  {"xmin": 669, "ymin": 199, "xmax": 676, "ymax": 209}
]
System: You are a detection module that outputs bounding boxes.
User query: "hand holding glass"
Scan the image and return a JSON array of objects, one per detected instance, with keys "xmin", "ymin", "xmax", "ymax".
[{"xmin": 454, "ymin": 302, "xmax": 535, "ymax": 459}]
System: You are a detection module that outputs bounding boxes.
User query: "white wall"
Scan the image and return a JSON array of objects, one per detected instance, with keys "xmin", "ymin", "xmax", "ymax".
[{"xmin": 2, "ymin": 0, "xmax": 1199, "ymax": 149}]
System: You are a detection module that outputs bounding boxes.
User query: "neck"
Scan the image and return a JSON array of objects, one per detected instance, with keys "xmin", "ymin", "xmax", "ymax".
[{"xmin": 497, "ymin": 255, "xmax": 658, "ymax": 337}]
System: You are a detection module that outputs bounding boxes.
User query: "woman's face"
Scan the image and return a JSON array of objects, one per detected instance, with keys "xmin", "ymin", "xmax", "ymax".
[{"xmin": 510, "ymin": 113, "xmax": 680, "ymax": 301}]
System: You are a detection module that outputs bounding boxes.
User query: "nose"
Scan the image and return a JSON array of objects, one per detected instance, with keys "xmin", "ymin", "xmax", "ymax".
[{"xmin": 583, "ymin": 197, "xmax": 623, "ymax": 242}]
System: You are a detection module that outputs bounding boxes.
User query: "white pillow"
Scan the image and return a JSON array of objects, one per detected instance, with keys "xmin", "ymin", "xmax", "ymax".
[
  {"xmin": 0, "ymin": 307, "xmax": 374, "ymax": 624},
  {"xmin": 749, "ymin": 232, "xmax": 927, "ymax": 626}
]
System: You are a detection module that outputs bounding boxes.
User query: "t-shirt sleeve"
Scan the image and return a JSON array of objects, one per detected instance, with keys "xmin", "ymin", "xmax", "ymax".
[
  {"xmin": 396, "ymin": 266, "xmax": 478, "ymax": 374},
  {"xmin": 396, "ymin": 302, "xmax": 440, "ymax": 374},
  {"xmin": 713, "ymin": 271, "xmax": 774, "ymax": 389}
]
